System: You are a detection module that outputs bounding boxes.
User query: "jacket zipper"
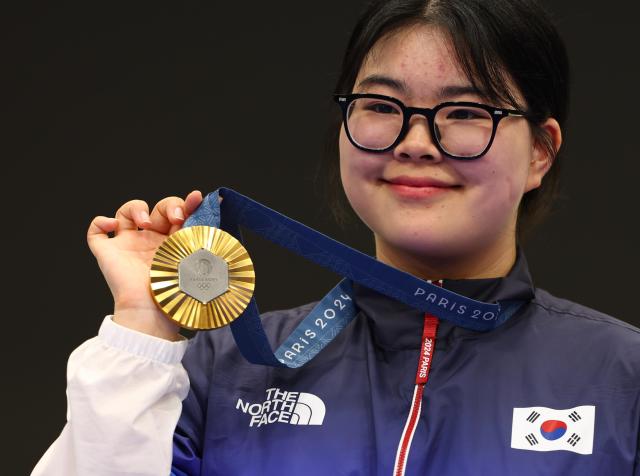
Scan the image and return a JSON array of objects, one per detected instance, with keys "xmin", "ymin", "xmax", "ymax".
[{"xmin": 392, "ymin": 311, "xmax": 440, "ymax": 476}]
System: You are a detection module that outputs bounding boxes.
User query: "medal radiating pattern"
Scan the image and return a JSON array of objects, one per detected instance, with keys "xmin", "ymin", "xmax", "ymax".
[{"xmin": 150, "ymin": 225, "xmax": 255, "ymax": 330}]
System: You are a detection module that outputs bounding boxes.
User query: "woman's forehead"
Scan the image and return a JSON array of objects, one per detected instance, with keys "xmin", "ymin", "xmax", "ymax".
[
  {"xmin": 355, "ymin": 23, "xmax": 524, "ymax": 106},
  {"xmin": 355, "ymin": 24, "xmax": 470, "ymax": 100}
]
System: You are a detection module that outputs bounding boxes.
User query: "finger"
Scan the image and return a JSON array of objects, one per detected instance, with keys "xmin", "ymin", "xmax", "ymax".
[
  {"xmin": 115, "ymin": 199, "xmax": 151, "ymax": 232},
  {"xmin": 184, "ymin": 190, "xmax": 203, "ymax": 217},
  {"xmin": 87, "ymin": 216, "xmax": 118, "ymax": 250},
  {"xmin": 149, "ymin": 196, "xmax": 186, "ymax": 235}
]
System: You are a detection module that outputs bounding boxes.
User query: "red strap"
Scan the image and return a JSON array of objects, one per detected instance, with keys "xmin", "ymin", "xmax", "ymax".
[
  {"xmin": 415, "ymin": 279, "xmax": 440, "ymax": 385},
  {"xmin": 415, "ymin": 313, "xmax": 439, "ymax": 385}
]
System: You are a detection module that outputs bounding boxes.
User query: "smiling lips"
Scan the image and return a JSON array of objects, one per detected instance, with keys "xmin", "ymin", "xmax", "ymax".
[{"xmin": 383, "ymin": 175, "xmax": 459, "ymax": 199}]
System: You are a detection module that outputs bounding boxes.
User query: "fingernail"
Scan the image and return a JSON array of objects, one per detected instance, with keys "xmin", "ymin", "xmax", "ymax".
[
  {"xmin": 174, "ymin": 207, "xmax": 185, "ymax": 221},
  {"xmin": 140, "ymin": 211, "xmax": 151, "ymax": 224}
]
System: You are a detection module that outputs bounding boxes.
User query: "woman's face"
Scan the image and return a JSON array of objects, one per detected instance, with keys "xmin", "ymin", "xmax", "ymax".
[{"xmin": 339, "ymin": 24, "xmax": 557, "ymax": 277}]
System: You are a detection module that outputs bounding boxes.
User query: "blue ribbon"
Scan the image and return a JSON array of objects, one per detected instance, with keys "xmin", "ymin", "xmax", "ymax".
[{"xmin": 184, "ymin": 188, "xmax": 523, "ymax": 368}]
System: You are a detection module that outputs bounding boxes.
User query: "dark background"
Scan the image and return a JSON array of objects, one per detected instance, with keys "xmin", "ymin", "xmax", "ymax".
[{"xmin": 4, "ymin": 1, "xmax": 639, "ymax": 474}]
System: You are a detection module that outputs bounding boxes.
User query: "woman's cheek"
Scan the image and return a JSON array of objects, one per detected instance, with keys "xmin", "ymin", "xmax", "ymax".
[
  {"xmin": 340, "ymin": 156, "xmax": 378, "ymax": 229},
  {"xmin": 339, "ymin": 133, "xmax": 386, "ymax": 224},
  {"xmin": 467, "ymin": 166, "xmax": 525, "ymax": 237}
]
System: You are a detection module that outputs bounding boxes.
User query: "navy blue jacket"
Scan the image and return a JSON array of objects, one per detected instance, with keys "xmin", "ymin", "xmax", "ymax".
[{"xmin": 171, "ymin": 251, "xmax": 640, "ymax": 475}]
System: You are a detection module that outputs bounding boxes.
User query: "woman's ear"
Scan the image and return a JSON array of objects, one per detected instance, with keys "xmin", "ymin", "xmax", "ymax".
[{"xmin": 525, "ymin": 118, "xmax": 562, "ymax": 192}]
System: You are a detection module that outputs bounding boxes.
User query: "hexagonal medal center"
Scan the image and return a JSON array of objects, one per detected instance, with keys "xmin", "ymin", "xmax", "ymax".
[{"xmin": 178, "ymin": 248, "xmax": 229, "ymax": 303}]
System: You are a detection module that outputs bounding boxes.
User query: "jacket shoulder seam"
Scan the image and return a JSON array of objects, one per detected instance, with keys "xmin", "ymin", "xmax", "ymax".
[{"xmin": 532, "ymin": 300, "xmax": 640, "ymax": 335}]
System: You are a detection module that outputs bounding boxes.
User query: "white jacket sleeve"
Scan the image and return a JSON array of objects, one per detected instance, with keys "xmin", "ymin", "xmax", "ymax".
[{"xmin": 31, "ymin": 316, "xmax": 191, "ymax": 476}]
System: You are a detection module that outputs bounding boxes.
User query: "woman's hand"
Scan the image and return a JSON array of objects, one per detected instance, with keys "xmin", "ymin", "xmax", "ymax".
[{"xmin": 87, "ymin": 190, "xmax": 204, "ymax": 341}]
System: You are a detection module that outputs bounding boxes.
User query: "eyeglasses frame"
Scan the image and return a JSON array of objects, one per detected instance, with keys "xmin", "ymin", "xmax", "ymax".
[{"xmin": 334, "ymin": 93, "xmax": 529, "ymax": 160}]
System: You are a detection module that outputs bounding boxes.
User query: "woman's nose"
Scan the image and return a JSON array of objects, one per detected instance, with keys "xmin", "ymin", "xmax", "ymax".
[{"xmin": 392, "ymin": 115, "xmax": 443, "ymax": 162}]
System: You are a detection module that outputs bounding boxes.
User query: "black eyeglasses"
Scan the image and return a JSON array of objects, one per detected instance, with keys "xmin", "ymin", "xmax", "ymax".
[{"xmin": 334, "ymin": 93, "xmax": 528, "ymax": 160}]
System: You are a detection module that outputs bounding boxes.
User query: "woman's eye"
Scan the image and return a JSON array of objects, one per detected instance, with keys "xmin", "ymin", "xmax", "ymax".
[
  {"xmin": 365, "ymin": 102, "xmax": 398, "ymax": 114},
  {"xmin": 446, "ymin": 108, "xmax": 483, "ymax": 120}
]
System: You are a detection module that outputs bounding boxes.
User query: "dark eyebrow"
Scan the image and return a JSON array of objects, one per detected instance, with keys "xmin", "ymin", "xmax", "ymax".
[
  {"xmin": 355, "ymin": 75, "xmax": 409, "ymax": 95},
  {"xmin": 355, "ymin": 76, "xmax": 487, "ymax": 101}
]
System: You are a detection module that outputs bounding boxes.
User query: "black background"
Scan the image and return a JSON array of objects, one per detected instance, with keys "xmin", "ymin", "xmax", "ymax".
[{"xmin": 4, "ymin": 1, "xmax": 640, "ymax": 474}]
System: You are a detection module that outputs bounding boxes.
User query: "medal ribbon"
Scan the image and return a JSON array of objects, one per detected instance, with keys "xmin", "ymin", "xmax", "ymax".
[{"xmin": 183, "ymin": 187, "xmax": 524, "ymax": 368}]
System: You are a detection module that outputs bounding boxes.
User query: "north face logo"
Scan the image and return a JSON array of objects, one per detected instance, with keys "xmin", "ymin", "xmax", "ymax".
[{"xmin": 236, "ymin": 387, "xmax": 326, "ymax": 427}]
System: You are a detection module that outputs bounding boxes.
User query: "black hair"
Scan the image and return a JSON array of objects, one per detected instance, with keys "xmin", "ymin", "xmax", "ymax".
[{"xmin": 318, "ymin": 0, "xmax": 570, "ymax": 240}]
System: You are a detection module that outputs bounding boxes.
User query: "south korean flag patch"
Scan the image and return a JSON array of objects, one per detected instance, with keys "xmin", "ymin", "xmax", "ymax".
[{"xmin": 511, "ymin": 406, "xmax": 595, "ymax": 455}]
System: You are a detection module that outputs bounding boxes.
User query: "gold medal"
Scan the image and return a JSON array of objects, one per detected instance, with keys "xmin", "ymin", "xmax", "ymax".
[{"xmin": 150, "ymin": 225, "xmax": 255, "ymax": 330}]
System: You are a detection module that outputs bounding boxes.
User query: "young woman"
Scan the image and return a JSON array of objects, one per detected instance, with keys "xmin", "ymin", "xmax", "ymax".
[{"xmin": 32, "ymin": 0, "xmax": 640, "ymax": 475}]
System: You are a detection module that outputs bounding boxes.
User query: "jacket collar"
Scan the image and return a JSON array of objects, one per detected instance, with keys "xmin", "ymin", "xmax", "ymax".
[{"xmin": 353, "ymin": 247, "xmax": 535, "ymax": 350}]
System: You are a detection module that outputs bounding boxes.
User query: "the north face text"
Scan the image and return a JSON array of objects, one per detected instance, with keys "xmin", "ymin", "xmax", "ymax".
[{"xmin": 236, "ymin": 387, "xmax": 326, "ymax": 427}]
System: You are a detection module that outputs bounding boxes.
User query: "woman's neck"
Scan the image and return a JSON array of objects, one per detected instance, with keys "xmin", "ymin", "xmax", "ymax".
[{"xmin": 374, "ymin": 236, "xmax": 517, "ymax": 281}]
